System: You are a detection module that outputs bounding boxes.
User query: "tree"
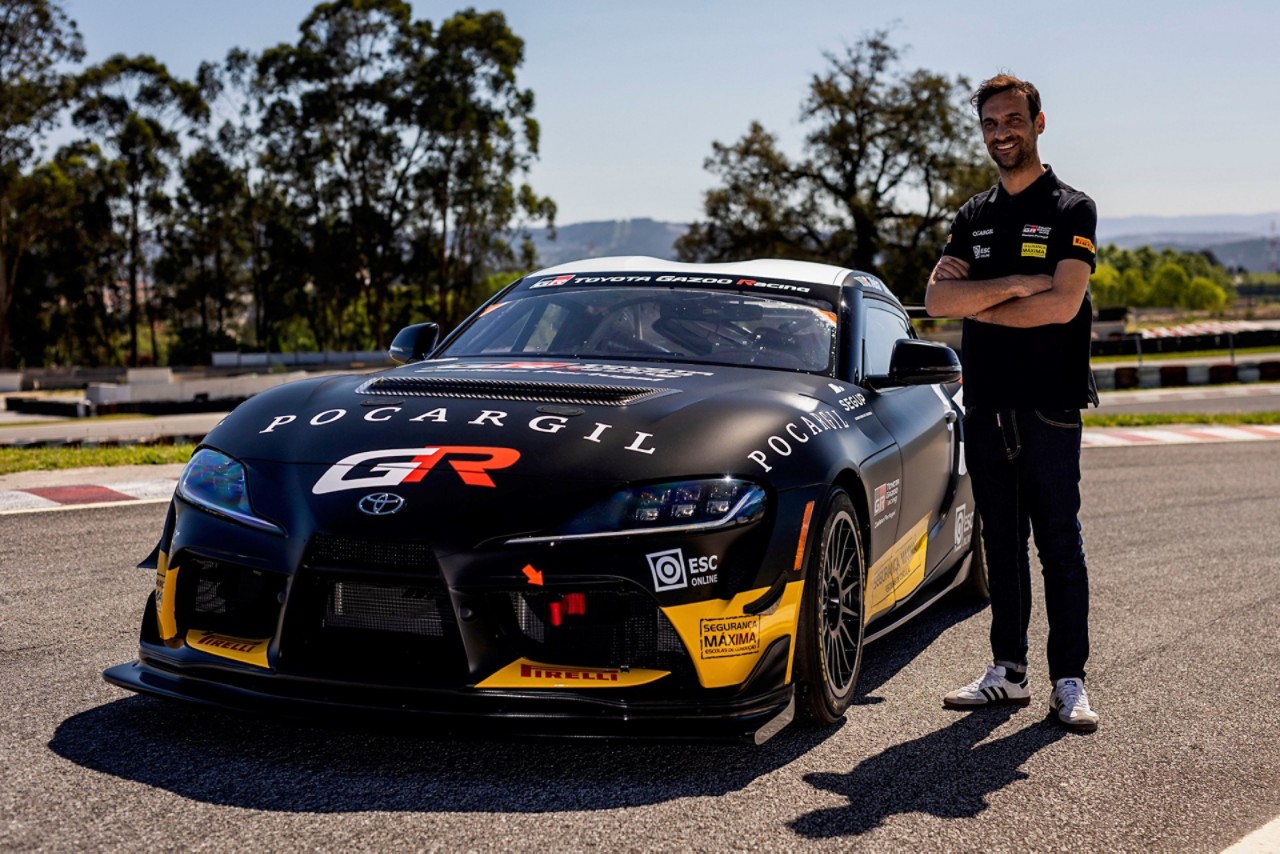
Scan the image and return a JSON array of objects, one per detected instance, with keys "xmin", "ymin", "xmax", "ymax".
[
  {"xmin": 71, "ymin": 54, "xmax": 209, "ymax": 365},
  {"xmin": 251, "ymin": 0, "xmax": 553, "ymax": 348},
  {"xmin": 9, "ymin": 142, "xmax": 125, "ymax": 366},
  {"xmin": 676, "ymin": 32, "xmax": 994, "ymax": 302},
  {"xmin": 0, "ymin": 0, "xmax": 84, "ymax": 366}
]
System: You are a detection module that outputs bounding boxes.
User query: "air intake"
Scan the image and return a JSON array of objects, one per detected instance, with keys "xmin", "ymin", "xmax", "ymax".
[{"xmin": 355, "ymin": 376, "xmax": 675, "ymax": 406}]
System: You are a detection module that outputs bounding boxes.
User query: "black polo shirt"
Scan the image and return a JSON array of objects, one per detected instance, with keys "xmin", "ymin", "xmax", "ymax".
[{"xmin": 943, "ymin": 166, "xmax": 1097, "ymax": 409}]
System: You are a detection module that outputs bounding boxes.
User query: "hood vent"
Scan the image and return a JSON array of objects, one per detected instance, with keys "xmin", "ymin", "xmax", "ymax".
[{"xmin": 355, "ymin": 376, "xmax": 677, "ymax": 407}]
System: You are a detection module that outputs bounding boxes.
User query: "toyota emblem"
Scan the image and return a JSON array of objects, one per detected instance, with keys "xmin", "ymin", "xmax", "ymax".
[{"xmin": 358, "ymin": 492, "xmax": 406, "ymax": 516}]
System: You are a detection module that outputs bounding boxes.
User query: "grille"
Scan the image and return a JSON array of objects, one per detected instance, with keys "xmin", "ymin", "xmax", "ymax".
[
  {"xmin": 325, "ymin": 581, "xmax": 448, "ymax": 637},
  {"xmin": 307, "ymin": 536, "xmax": 440, "ymax": 573},
  {"xmin": 180, "ymin": 556, "xmax": 284, "ymax": 638},
  {"xmin": 504, "ymin": 589, "xmax": 685, "ymax": 668},
  {"xmin": 354, "ymin": 376, "xmax": 675, "ymax": 406}
]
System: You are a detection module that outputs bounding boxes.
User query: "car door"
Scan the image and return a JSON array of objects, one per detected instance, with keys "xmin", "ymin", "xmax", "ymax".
[{"xmin": 860, "ymin": 298, "xmax": 956, "ymax": 603}]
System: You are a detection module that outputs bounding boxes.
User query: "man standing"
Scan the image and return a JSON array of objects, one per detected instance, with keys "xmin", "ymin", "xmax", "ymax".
[{"xmin": 925, "ymin": 74, "xmax": 1100, "ymax": 732}]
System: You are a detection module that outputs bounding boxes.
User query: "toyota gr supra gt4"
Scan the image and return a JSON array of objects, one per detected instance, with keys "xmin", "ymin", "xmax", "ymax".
[{"xmin": 104, "ymin": 257, "xmax": 985, "ymax": 743}]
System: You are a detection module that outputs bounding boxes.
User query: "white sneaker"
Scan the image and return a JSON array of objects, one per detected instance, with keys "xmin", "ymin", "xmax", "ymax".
[
  {"xmin": 943, "ymin": 664, "xmax": 1031, "ymax": 709},
  {"xmin": 1049, "ymin": 677, "xmax": 1099, "ymax": 732}
]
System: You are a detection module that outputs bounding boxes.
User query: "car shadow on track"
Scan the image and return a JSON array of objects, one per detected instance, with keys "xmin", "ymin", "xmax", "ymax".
[
  {"xmin": 49, "ymin": 694, "xmax": 842, "ymax": 813},
  {"xmin": 789, "ymin": 707, "xmax": 1067, "ymax": 839}
]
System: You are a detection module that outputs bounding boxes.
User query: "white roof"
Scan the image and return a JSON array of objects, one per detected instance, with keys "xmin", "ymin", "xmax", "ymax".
[{"xmin": 531, "ymin": 256, "xmax": 857, "ymax": 287}]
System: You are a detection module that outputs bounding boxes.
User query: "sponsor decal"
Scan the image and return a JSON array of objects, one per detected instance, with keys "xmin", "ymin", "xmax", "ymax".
[
  {"xmin": 1021, "ymin": 242, "xmax": 1048, "ymax": 258},
  {"xmin": 475, "ymin": 658, "xmax": 669, "ymax": 688},
  {"xmin": 186, "ymin": 630, "xmax": 270, "ymax": 668},
  {"xmin": 954, "ymin": 503, "xmax": 975, "ymax": 551},
  {"xmin": 1022, "ymin": 224, "xmax": 1052, "ymax": 238},
  {"xmin": 261, "ymin": 407, "xmax": 661, "ymax": 456},
  {"xmin": 838, "ymin": 392, "xmax": 867, "ymax": 412},
  {"xmin": 547, "ymin": 275, "xmax": 654, "ymax": 285},
  {"xmin": 972, "ymin": 228, "xmax": 994, "ymax": 237},
  {"xmin": 661, "ymin": 581, "xmax": 804, "ymax": 688},
  {"xmin": 732, "ymin": 277, "xmax": 811, "ymax": 293},
  {"xmin": 529, "ymin": 274, "xmax": 575, "ymax": 288},
  {"xmin": 873, "ymin": 479, "xmax": 900, "ymax": 515},
  {"xmin": 746, "ymin": 408, "xmax": 852, "ymax": 472},
  {"xmin": 865, "ymin": 515, "xmax": 930, "ymax": 620},
  {"xmin": 1073, "ymin": 235, "xmax": 1096, "ymax": 253},
  {"xmin": 699, "ymin": 615, "xmax": 761, "ymax": 659},
  {"xmin": 973, "ymin": 245, "xmax": 991, "ymax": 260},
  {"xmin": 357, "ymin": 492, "xmax": 405, "ymax": 515},
  {"xmin": 828, "ymin": 383, "xmax": 846, "ymax": 393},
  {"xmin": 313, "ymin": 446, "xmax": 520, "ymax": 494},
  {"xmin": 646, "ymin": 548, "xmax": 719, "ymax": 592}
]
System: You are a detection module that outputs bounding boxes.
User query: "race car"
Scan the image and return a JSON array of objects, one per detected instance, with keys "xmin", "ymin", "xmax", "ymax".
[{"xmin": 104, "ymin": 257, "xmax": 986, "ymax": 744}]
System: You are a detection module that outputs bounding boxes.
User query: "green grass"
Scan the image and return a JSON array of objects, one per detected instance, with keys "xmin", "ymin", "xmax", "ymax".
[
  {"xmin": 1083, "ymin": 412, "xmax": 1280, "ymax": 428},
  {"xmin": 0, "ymin": 444, "xmax": 195, "ymax": 476}
]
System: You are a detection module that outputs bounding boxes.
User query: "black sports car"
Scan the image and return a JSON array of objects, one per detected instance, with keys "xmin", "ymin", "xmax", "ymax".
[{"xmin": 105, "ymin": 257, "xmax": 985, "ymax": 743}]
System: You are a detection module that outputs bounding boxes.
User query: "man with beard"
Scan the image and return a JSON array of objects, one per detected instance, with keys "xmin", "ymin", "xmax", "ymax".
[{"xmin": 925, "ymin": 74, "xmax": 1100, "ymax": 732}]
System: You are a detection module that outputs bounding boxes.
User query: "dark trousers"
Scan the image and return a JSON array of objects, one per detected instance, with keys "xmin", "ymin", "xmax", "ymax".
[{"xmin": 964, "ymin": 407, "xmax": 1090, "ymax": 682}]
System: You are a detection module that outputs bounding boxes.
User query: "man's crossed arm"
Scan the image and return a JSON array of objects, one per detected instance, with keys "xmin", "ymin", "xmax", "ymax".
[{"xmin": 924, "ymin": 256, "xmax": 1091, "ymax": 328}]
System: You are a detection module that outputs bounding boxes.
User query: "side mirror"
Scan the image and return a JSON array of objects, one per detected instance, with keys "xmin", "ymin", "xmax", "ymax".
[
  {"xmin": 866, "ymin": 339, "xmax": 961, "ymax": 390},
  {"xmin": 388, "ymin": 322, "xmax": 440, "ymax": 364}
]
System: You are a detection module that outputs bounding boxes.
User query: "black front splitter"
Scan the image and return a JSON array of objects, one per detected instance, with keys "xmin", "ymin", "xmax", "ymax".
[{"xmin": 103, "ymin": 658, "xmax": 797, "ymax": 745}]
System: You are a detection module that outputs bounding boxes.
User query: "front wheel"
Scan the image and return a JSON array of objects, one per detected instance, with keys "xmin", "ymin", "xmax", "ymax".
[{"xmin": 796, "ymin": 488, "xmax": 866, "ymax": 726}]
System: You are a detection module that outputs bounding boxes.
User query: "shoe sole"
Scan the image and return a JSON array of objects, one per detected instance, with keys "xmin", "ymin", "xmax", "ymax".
[
  {"xmin": 942, "ymin": 696, "xmax": 1032, "ymax": 710},
  {"xmin": 1047, "ymin": 706, "xmax": 1099, "ymax": 732}
]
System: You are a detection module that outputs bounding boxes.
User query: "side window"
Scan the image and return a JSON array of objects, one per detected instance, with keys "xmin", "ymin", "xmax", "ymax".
[{"xmin": 862, "ymin": 300, "xmax": 912, "ymax": 378}]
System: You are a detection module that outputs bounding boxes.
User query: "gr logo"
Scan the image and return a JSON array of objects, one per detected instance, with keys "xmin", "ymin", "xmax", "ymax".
[{"xmin": 646, "ymin": 548, "xmax": 689, "ymax": 591}]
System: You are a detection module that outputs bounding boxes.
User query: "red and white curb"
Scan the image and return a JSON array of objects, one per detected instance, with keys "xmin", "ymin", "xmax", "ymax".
[
  {"xmin": 0, "ymin": 479, "xmax": 177, "ymax": 514},
  {"xmin": 1083, "ymin": 424, "xmax": 1280, "ymax": 448}
]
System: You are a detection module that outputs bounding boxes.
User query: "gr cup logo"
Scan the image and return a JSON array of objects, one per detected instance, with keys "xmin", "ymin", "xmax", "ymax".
[{"xmin": 647, "ymin": 548, "xmax": 688, "ymax": 592}]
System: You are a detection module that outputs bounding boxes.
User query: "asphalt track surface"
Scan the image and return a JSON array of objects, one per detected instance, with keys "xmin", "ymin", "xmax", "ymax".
[{"xmin": 3, "ymin": 443, "xmax": 1279, "ymax": 851}]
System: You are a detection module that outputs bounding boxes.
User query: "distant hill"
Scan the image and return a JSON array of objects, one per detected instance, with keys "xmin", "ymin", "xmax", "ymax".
[
  {"xmin": 530, "ymin": 218, "xmax": 687, "ymax": 267},
  {"xmin": 529, "ymin": 212, "xmax": 1280, "ymax": 272}
]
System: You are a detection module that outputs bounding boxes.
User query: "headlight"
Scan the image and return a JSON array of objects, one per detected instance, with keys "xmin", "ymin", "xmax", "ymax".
[
  {"xmin": 176, "ymin": 448, "xmax": 283, "ymax": 534},
  {"xmin": 507, "ymin": 477, "xmax": 766, "ymax": 544}
]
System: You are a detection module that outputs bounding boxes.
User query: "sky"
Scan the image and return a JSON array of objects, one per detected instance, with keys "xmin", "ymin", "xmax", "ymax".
[{"xmin": 61, "ymin": 0, "xmax": 1280, "ymax": 231}]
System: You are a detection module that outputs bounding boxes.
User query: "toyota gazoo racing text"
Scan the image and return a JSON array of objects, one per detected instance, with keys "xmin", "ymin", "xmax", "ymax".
[{"xmin": 105, "ymin": 257, "xmax": 985, "ymax": 743}]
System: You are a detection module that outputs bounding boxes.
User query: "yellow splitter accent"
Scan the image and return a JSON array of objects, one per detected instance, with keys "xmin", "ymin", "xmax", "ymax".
[{"xmin": 477, "ymin": 659, "xmax": 669, "ymax": 689}]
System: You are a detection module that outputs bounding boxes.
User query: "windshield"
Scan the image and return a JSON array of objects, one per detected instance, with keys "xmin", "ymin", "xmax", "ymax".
[{"xmin": 441, "ymin": 286, "xmax": 837, "ymax": 372}]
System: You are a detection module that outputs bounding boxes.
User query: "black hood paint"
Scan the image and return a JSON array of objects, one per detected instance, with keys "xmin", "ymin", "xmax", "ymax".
[{"xmin": 200, "ymin": 359, "xmax": 882, "ymax": 549}]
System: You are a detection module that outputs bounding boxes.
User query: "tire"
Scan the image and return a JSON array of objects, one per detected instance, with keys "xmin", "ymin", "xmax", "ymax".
[
  {"xmin": 796, "ymin": 488, "xmax": 866, "ymax": 726},
  {"xmin": 963, "ymin": 514, "xmax": 990, "ymax": 602}
]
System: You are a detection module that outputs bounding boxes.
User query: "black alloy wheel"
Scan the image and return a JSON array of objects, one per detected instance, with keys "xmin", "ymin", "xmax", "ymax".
[{"xmin": 797, "ymin": 488, "xmax": 865, "ymax": 725}]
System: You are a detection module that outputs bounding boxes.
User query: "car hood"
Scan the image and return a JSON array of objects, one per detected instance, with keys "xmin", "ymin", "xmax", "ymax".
[{"xmin": 199, "ymin": 359, "xmax": 863, "ymax": 548}]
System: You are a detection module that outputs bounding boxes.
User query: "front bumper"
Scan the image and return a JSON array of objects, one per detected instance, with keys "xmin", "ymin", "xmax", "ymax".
[{"xmin": 103, "ymin": 654, "xmax": 796, "ymax": 744}]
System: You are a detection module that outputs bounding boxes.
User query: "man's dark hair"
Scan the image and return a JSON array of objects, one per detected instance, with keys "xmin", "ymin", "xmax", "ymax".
[{"xmin": 971, "ymin": 74, "xmax": 1041, "ymax": 119}]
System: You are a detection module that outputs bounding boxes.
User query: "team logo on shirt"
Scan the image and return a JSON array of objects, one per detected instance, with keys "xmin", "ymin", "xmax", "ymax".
[
  {"xmin": 1022, "ymin": 224, "xmax": 1051, "ymax": 238},
  {"xmin": 1021, "ymin": 243, "xmax": 1047, "ymax": 258},
  {"xmin": 972, "ymin": 228, "xmax": 994, "ymax": 237},
  {"xmin": 1072, "ymin": 236, "xmax": 1096, "ymax": 253},
  {"xmin": 973, "ymin": 245, "xmax": 990, "ymax": 259}
]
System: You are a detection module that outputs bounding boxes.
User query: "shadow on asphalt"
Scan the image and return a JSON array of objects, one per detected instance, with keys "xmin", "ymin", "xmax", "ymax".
[
  {"xmin": 855, "ymin": 591, "xmax": 989, "ymax": 703},
  {"xmin": 50, "ymin": 594, "xmax": 990, "ymax": 816},
  {"xmin": 790, "ymin": 707, "xmax": 1067, "ymax": 838},
  {"xmin": 49, "ymin": 693, "xmax": 842, "ymax": 812}
]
